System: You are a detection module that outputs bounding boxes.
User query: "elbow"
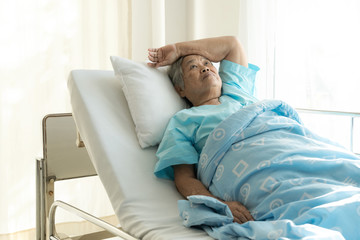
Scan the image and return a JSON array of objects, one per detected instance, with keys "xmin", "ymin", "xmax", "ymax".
[
  {"xmin": 218, "ymin": 36, "xmax": 243, "ymax": 51},
  {"xmin": 225, "ymin": 36, "xmax": 242, "ymax": 47},
  {"xmin": 229, "ymin": 36, "xmax": 244, "ymax": 51},
  {"xmin": 222, "ymin": 36, "xmax": 248, "ymax": 66}
]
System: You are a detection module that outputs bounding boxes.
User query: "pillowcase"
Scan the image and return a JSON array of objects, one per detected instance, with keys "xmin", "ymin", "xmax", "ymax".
[{"xmin": 110, "ymin": 56, "xmax": 186, "ymax": 148}]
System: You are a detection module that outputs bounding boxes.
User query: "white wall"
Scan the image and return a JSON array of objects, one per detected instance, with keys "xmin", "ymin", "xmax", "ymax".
[
  {"xmin": 164, "ymin": 0, "xmax": 189, "ymax": 44},
  {"xmin": 186, "ymin": 0, "xmax": 242, "ymax": 40},
  {"xmin": 131, "ymin": 0, "xmax": 153, "ymax": 61},
  {"xmin": 131, "ymin": 0, "xmax": 245, "ymax": 61}
]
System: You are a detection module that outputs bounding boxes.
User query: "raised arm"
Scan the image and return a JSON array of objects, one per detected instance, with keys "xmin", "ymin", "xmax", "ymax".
[
  {"xmin": 148, "ymin": 36, "xmax": 248, "ymax": 68},
  {"xmin": 174, "ymin": 164, "xmax": 254, "ymax": 224}
]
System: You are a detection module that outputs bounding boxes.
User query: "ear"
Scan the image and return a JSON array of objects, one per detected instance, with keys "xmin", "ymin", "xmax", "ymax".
[{"xmin": 175, "ymin": 85, "xmax": 186, "ymax": 98}]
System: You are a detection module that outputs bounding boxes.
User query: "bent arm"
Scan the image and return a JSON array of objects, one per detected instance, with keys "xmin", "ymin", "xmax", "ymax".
[
  {"xmin": 175, "ymin": 36, "xmax": 247, "ymax": 66},
  {"xmin": 174, "ymin": 164, "xmax": 254, "ymax": 224},
  {"xmin": 148, "ymin": 36, "xmax": 248, "ymax": 68}
]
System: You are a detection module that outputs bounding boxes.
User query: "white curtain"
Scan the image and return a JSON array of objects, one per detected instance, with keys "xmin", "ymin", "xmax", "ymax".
[
  {"xmin": 236, "ymin": 0, "xmax": 278, "ymax": 100},
  {"xmin": 0, "ymin": 0, "xmax": 130, "ymax": 236},
  {"xmin": 241, "ymin": 0, "xmax": 360, "ymax": 151}
]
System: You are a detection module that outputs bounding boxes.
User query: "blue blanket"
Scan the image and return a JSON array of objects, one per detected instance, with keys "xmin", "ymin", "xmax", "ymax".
[{"xmin": 178, "ymin": 100, "xmax": 360, "ymax": 239}]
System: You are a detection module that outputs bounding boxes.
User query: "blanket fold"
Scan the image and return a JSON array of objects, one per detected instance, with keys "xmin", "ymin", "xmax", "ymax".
[
  {"xmin": 178, "ymin": 195, "xmax": 233, "ymax": 228},
  {"xmin": 178, "ymin": 195, "xmax": 346, "ymax": 240}
]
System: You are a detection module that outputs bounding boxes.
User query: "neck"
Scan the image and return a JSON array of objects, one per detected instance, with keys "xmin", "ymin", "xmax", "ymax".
[{"xmin": 194, "ymin": 97, "xmax": 221, "ymax": 106}]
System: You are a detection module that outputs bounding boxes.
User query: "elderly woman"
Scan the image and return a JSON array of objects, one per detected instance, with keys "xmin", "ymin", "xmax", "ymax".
[
  {"xmin": 149, "ymin": 37, "xmax": 360, "ymax": 240},
  {"xmin": 148, "ymin": 36, "xmax": 258, "ymax": 224}
]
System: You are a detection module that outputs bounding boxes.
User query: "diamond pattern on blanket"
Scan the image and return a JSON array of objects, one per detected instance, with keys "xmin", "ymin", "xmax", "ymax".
[{"xmin": 232, "ymin": 160, "xmax": 248, "ymax": 177}]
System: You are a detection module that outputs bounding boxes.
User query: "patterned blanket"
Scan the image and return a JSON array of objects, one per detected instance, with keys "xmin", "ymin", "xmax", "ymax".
[{"xmin": 179, "ymin": 100, "xmax": 360, "ymax": 239}]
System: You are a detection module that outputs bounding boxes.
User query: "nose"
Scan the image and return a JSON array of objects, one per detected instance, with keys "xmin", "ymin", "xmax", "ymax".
[{"xmin": 201, "ymin": 67, "xmax": 210, "ymax": 73}]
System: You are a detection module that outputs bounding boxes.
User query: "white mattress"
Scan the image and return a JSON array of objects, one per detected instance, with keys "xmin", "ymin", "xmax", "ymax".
[{"xmin": 68, "ymin": 70, "xmax": 212, "ymax": 239}]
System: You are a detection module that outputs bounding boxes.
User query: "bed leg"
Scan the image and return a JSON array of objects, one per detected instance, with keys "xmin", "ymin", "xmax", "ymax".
[
  {"xmin": 36, "ymin": 157, "xmax": 56, "ymax": 240},
  {"xmin": 36, "ymin": 158, "xmax": 46, "ymax": 240}
]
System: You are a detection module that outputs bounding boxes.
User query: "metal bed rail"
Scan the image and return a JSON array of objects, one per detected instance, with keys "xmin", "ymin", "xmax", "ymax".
[
  {"xmin": 48, "ymin": 201, "xmax": 137, "ymax": 240},
  {"xmin": 296, "ymin": 108, "xmax": 360, "ymax": 153}
]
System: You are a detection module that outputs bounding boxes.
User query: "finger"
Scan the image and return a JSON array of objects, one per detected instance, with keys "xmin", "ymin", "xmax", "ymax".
[
  {"xmin": 148, "ymin": 48, "xmax": 158, "ymax": 52},
  {"xmin": 237, "ymin": 213, "xmax": 248, "ymax": 224},
  {"xmin": 147, "ymin": 62, "xmax": 163, "ymax": 68},
  {"xmin": 244, "ymin": 209, "xmax": 254, "ymax": 221},
  {"xmin": 154, "ymin": 62, "xmax": 166, "ymax": 68},
  {"xmin": 239, "ymin": 208, "xmax": 254, "ymax": 221},
  {"xmin": 147, "ymin": 62, "xmax": 157, "ymax": 68},
  {"xmin": 234, "ymin": 203, "xmax": 254, "ymax": 221},
  {"xmin": 233, "ymin": 216, "xmax": 242, "ymax": 224},
  {"xmin": 247, "ymin": 213, "xmax": 255, "ymax": 221},
  {"xmin": 148, "ymin": 50, "xmax": 160, "ymax": 60},
  {"xmin": 148, "ymin": 51, "xmax": 158, "ymax": 57},
  {"xmin": 148, "ymin": 53, "xmax": 158, "ymax": 62},
  {"xmin": 233, "ymin": 208, "xmax": 254, "ymax": 223}
]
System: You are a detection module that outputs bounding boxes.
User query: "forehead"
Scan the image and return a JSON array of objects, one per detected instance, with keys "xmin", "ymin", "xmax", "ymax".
[{"xmin": 182, "ymin": 55, "xmax": 209, "ymax": 67}]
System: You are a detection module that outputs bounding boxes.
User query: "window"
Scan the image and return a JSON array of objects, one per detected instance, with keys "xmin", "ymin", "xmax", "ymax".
[
  {"xmin": 274, "ymin": 0, "xmax": 360, "ymax": 112},
  {"xmin": 245, "ymin": 0, "xmax": 360, "ymax": 153},
  {"xmin": 272, "ymin": 0, "xmax": 360, "ymax": 153}
]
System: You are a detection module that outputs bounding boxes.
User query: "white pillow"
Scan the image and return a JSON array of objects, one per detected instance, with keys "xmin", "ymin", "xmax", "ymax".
[{"xmin": 110, "ymin": 56, "xmax": 186, "ymax": 148}]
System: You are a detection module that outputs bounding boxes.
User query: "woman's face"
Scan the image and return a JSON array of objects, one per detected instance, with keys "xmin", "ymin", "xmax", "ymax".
[{"xmin": 178, "ymin": 55, "xmax": 222, "ymax": 106}]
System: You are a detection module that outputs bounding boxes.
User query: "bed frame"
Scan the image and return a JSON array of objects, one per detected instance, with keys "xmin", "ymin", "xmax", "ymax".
[
  {"xmin": 36, "ymin": 113, "xmax": 136, "ymax": 240},
  {"xmin": 35, "ymin": 109, "xmax": 359, "ymax": 240}
]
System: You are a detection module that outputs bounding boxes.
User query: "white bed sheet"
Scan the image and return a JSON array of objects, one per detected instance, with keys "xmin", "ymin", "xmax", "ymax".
[{"xmin": 68, "ymin": 70, "xmax": 212, "ymax": 239}]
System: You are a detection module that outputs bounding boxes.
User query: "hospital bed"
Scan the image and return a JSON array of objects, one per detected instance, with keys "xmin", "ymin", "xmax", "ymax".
[{"xmin": 36, "ymin": 59, "xmax": 360, "ymax": 240}]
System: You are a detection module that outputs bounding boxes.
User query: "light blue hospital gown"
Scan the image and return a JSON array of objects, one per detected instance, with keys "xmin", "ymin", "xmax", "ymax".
[{"xmin": 154, "ymin": 60, "xmax": 260, "ymax": 179}]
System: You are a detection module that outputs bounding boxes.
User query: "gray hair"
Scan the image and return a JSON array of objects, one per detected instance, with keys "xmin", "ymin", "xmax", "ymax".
[{"xmin": 167, "ymin": 57, "xmax": 184, "ymax": 90}]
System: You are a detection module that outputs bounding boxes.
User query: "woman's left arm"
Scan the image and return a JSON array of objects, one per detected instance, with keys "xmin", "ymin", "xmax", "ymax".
[{"xmin": 173, "ymin": 164, "xmax": 254, "ymax": 224}]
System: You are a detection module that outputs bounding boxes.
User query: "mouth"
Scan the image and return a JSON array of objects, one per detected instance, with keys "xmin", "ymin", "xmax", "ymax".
[{"xmin": 202, "ymin": 72, "xmax": 214, "ymax": 80}]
